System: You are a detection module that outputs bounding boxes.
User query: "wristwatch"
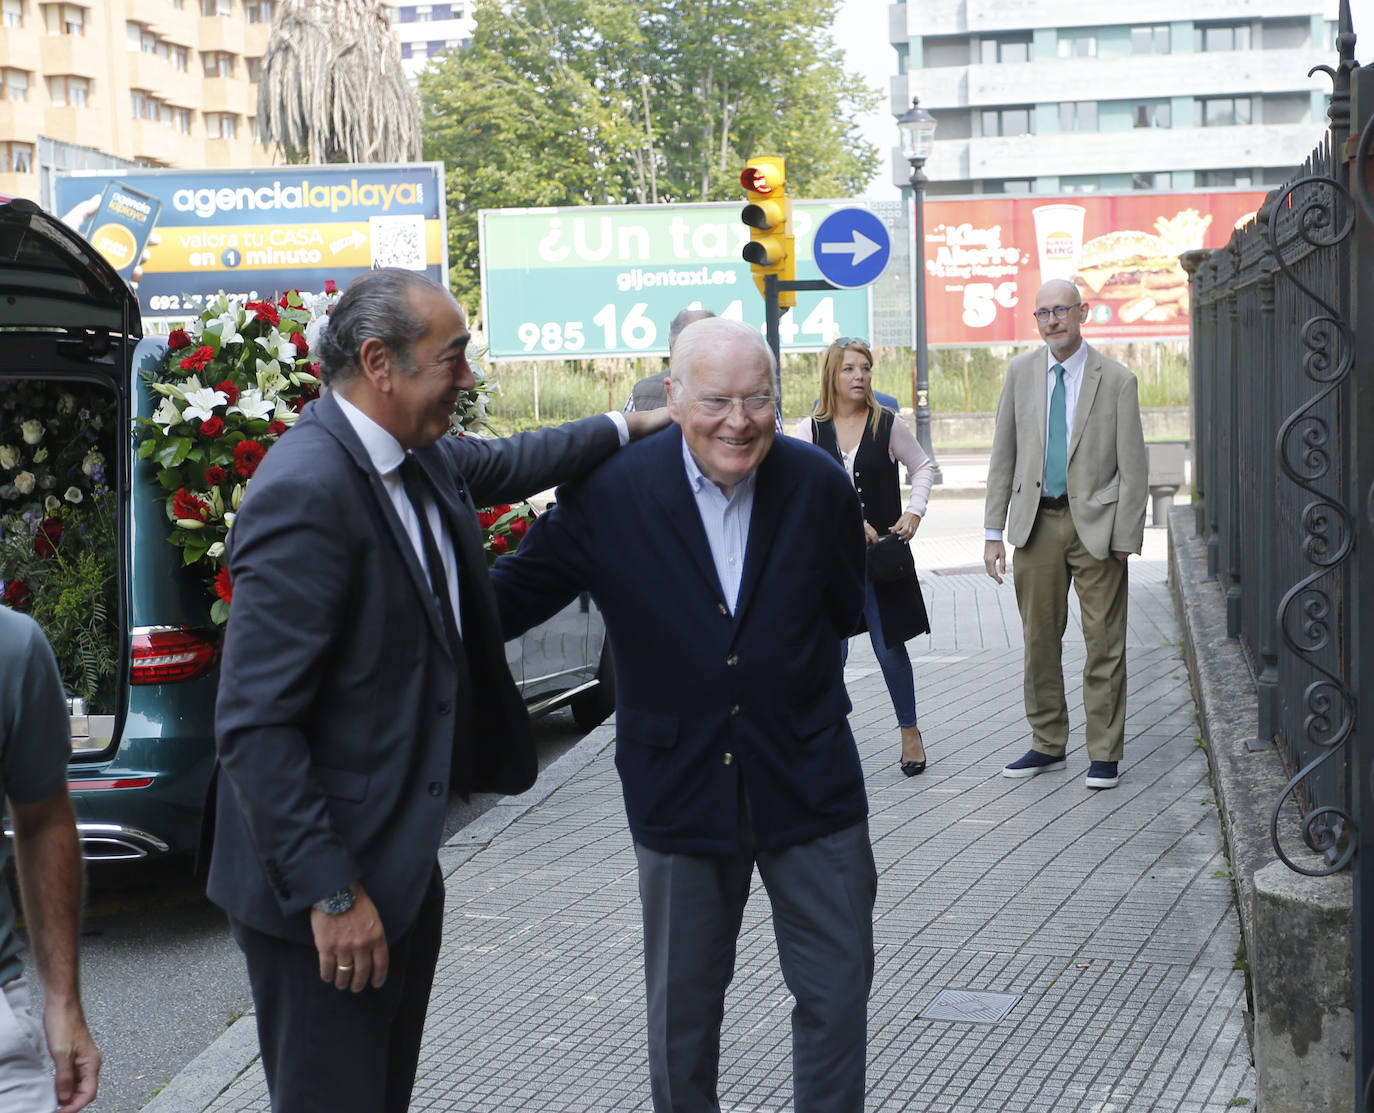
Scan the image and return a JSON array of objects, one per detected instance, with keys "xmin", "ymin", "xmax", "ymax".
[{"xmin": 312, "ymin": 882, "xmax": 359, "ymax": 915}]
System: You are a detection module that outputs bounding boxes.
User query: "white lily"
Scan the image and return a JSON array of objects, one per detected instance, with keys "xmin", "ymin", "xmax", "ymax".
[
  {"xmin": 152, "ymin": 397, "xmax": 183, "ymax": 427},
  {"xmin": 272, "ymin": 397, "xmax": 300, "ymax": 426},
  {"xmin": 207, "ymin": 541, "xmax": 225, "ymax": 559},
  {"xmin": 255, "ymin": 359, "xmax": 288, "ymax": 399},
  {"xmin": 44, "ymin": 495, "xmax": 61, "ymax": 514},
  {"xmin": 230, "ymin": 388, "xmax": 275, "ymax": 422},
  {"xmin": 207, "ymin": 314, "xmax": 244, "ymax": 348},
  {"xmin": 255, "ymin": 330, "xmax": 296, "ymax": 363},
  {"xmin": 182, "ymin": 387, "xmax": 229, "ymax": 424}
]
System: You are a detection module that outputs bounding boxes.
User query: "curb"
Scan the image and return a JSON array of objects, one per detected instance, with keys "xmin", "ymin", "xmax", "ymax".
[{"xmin": 153, "ymin": 716, "xmax": 620, "ymax": 1113}]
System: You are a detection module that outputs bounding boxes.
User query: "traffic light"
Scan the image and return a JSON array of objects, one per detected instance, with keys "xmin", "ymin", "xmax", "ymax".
[{"xmin": 740, "ymin": 156, "xmax": 795, "ymax": 308}]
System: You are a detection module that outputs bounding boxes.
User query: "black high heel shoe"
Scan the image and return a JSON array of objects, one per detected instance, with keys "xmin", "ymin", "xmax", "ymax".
[{"xmin": 899, "ymin": 726, "xmax": 927, "ymax": 777}]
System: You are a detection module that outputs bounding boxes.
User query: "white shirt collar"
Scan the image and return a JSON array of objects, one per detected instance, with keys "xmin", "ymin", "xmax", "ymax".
[
  {"xmin": 1046, "ymin": 343, "xmax": 1089, "ymax": 381},
  {"xmin": 334, "ymin": 391, "xmax": 406, "ymax": 476}
]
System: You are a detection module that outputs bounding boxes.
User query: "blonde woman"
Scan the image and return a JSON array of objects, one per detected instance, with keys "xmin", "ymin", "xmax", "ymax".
[{"xmin": 796, "ymin": 338, "xmax": 934, "ymax": 775}]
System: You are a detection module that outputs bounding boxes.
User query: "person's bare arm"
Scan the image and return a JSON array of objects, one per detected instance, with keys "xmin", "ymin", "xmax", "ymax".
[{"xmin": 11, "ymin": 789, "xmax": 101, "ymax": 1113}]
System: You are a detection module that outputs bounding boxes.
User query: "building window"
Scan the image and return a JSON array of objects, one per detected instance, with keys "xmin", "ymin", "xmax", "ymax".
[
  {"xmin": 1, "ymin": 142, "xmax": 34, "ymax": 173},
  {"xmin": 203, "ymin": 51, "xmax": 234, "ymax": 77},
  {"xmin": 1133, "ymin": 172, "xmax": 1172, "ymax": 190},
  {"xmin": 1059, "ymin": 101, "xmax": 1097, "ymax": 132},
  {"xmin": 205, "ymin": 111, "xmax": 238, "ymax": 139},
  {"xmin": 131, "ymin": 90, "xmax": 146, "ymax": 118},
  {"xmin": 1132, "ymin": 24, "xmax": 1170, "ymax": 54},
  {"xmin": 1057, "ymin": 31, "xmax": 1097, "ymax": 58},
  {"xmin": 174, "ymin": 46, "xmax": 189, "ymax": 72},
  {"xmin": 979, "ymin": 33, "xmax": 1031, "ymax": 64},
  {"xmin": 175, "ymin": 106, "xmax": 191, "ymax": 134},
  {"xmin": 410, "ymin": 41, "xmax": 427, "ymax": 59},
  {"xmin": 1133, "ymin": 101, "xmax": 1171, "ymax": 128},
  {"xmin": 1198, "ymin": 169, "xmax": 1254, "ymax": 187},
  {"xmin": 245, "ymin": 1, "xmax": 274, "ymax": 21},
  {"xmin": 1195, "ymin": 23, "xmax": 1252, "ymax": 52},
  {"xmin": 47, "ymin": 75, "xmax": 89, "ymax": 107},
  {"xmin": 981, "ymin": 106, "xmax": 1033, "ymax": 137},
  {"xmin": 1196, "ymin": 96, "xmax": 1253, "ymax": 127},
  {"xmin": 200, "ymin": 0, "xmax": 231, "ymax": 15},
  {"xmin": 2, "ymin": 0, "xmax": 22, "ymax": 29},
  {"xmin": 414, "ymin": 3, "xmax": 432, "ymax": 19},
  {"xmin": 1061, "ymin": 177, "xmax": 1101, "ymax": 194},
  {"xmin": 1, "ymin": 69, "xmax": 29, "ymax": 102},
  {"xmin": 985, "ymin": 179, "xmax": 1033, "ymax": 194},
  {"xmin": 43, "ymin": 3, "xmax": 85, "ymax": 35},
  {"xmin": 246, "ymin": 56, "xmax": 263, "ymax": 81}
]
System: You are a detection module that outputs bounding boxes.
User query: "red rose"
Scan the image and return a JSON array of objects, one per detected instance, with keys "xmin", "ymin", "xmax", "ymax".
[
  {"xmin": 167, "ymin": 329, "xmax": 191, "ymax": 350},
  {"xmin": 287, "ymin": 395, "xmax": 308, "ymax": 413},
  {"xmin": 2, "ymin": 579, "xmax": 31, "ymax": 609},
  {"xmin": 216, "ymin": 379, "xmax": 240, "ymax": 405},
  {"xmin": 179, "ymin": 345, "xmax": 215, "ymax": 372},
  {"xmin": 267, "ymin": 420, "xmax": 287, "ymax": 436},
  {"xmin": 172, "ymin": 487, "xmax": 207, "ymax": 521},
  {"xmin": 477, "ymin": 510, "xmax": 497, "ymax": 528},
  {"xmin": 33, "ymin": 517, "xmax": 62, "ymax": 558},
  {"xmin": 490, "ymin": 535, "xmax": 509, "ymax": 555},
  {"xmin": 200, "ymin": 416, "xmax": 224, "ymax": 438},
  {"xmin": 324, "ymin": 279, "xmax": 337, "ymax": 294},
  {"xmin": 214, "ymin": 566, "xmax": 233, "ymax": 604},
  {"xmin": 245, "ymin": 300, "xmax": 279, "ymax": 327},
  {"xmin": 277, "ymin": 292, "xmax": 290, "ymax": 308},
  {"xmin": 494, "ymin": 505, "xmax": 512, "ymax": 515},
  {"xmin": 233, "ymin": 439, "xmax": 266, "ymax": 478},
  {"xmin": 205, "ymin": 465, "xmax": 227, "ymax": 485},
  {"xmin": 289, "ymin": 330, "xmax": 309, "ymax": 356},
  {"xmin": 509, "ymin": 516, "xmax": 530, "ymax": 539}
]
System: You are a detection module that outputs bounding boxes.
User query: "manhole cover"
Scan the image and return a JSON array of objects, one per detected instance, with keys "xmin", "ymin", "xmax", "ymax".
[{"xmin": 920, "ymin": 989, "xmax": 1022, "ymax": 1024}]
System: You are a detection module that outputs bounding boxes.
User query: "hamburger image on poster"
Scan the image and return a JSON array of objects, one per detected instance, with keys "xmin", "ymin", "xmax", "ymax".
[{"xmin": 1073, "ymin": 227, "xmax": 1197, "ymax": 325}]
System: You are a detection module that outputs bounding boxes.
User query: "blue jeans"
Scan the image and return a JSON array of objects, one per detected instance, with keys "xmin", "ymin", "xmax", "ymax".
[{"xmin": 843, "ymin": 575, "xmax": 918, "ymax": 728}]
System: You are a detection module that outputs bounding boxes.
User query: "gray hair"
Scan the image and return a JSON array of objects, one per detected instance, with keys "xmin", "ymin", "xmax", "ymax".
[
  {"xmin": 315, "ymin": 268, "xmax": 452, "ymax": 386},
  {"xmin": 669, "ymin": 317, "xmax": 779, "ymax": 398},
  {"xmin": 667, "ymin": 307, "xmax": 716, "ymax": 351}
]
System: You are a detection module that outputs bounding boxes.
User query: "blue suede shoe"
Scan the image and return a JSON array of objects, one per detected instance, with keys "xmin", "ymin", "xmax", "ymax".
[
  {"xmin": 1085, "ymin": 761, "xmax": 1120, "ymax": 789},
  {"xmin": 1002, "ymin": 749, "xmax": 1067, "ymax": 779}
]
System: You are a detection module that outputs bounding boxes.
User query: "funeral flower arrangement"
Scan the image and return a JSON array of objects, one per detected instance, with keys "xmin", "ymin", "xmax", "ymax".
[
  {"xmin": 139, "ymin": 287, "xmax": 514, "ymax": 624},
  {"xmin": 0, "ymin": 380, "xmax": 118, "ymax": 708}
]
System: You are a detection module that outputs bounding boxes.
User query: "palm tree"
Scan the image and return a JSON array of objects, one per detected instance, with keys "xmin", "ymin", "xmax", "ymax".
[{"xmin": 256, "ymin": 0, "xmax": 421, "ymax": 164}]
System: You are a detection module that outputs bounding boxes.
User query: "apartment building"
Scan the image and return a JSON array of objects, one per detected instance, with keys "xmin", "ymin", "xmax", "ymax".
[
  {"xmin": 0, "ymin": 0, "xmax": 274, "ymax": 203},
  {"xmin": 388, "ymin": 2, "xmax": 473, "ymax": 81},
  {"xmin": 886, "ymin": 0, "xmax": 1342, "ymax": 196}
]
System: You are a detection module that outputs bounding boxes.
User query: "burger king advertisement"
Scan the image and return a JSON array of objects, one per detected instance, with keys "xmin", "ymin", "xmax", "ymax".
[{"xmin": 923, "ymin": 191, "xmax": 1266, "ymax": 345}]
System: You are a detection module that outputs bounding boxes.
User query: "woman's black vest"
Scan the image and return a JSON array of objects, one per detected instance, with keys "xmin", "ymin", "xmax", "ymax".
[{"xmin": 813, "ymin": 408, "xmax": 901, "ymax": 533}]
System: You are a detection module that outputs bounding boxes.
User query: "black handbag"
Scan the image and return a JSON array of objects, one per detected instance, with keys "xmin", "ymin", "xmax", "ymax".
[{"xmin": 866, "ymin": 535, "xmax": 916, "ymax": 582}]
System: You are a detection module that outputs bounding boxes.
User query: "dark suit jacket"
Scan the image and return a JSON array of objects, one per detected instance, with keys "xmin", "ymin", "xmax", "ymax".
[
  {"xmin": 207, "ymin": 391, "xmax": 621, "ymax": 945},
  {"xmin": 491, "ymin": 427, "xmax": 868, "ymax": 855}
]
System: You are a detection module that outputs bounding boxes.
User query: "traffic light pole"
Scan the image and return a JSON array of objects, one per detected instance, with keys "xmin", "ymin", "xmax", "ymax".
[{"xmin": 762, "ymin": 274, "xmax": 838, "ymax": 369}]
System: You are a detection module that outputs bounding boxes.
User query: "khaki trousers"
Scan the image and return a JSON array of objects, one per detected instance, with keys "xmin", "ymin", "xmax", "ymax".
[{"xmin": 1012, "ymin": 503, "xmax": 1128, "ymax": 762}]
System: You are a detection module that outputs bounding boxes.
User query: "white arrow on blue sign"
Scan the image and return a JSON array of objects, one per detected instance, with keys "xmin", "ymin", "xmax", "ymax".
[{"xmin": 812, "ymin": 208, "xmax": 891, "ymax": 289}]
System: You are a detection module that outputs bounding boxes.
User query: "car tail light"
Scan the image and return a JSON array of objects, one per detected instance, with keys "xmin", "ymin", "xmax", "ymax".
[{"xmin": 130, "ymin": 627, "xmax": 218, "ymax": 685}]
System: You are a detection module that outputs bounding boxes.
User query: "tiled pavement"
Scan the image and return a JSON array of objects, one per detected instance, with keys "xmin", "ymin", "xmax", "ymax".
[{"xmin": 174, "ymin": 502, "xmax": 1255, "ymax": 1113}]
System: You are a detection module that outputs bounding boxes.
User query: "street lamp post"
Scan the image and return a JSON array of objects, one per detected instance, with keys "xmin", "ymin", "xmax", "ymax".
[{"xmin": 898, "ymin": 95, "xmax": 942, "ymax": 484}]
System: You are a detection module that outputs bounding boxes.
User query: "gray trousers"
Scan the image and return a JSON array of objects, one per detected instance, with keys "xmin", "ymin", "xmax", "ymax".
[{"xmin": 634, "ymin": 819, "xmax": 877, "ymax": 1113}]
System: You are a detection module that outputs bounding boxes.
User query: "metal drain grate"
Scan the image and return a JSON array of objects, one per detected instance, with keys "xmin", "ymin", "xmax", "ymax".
[{"xmin": 919, "ymin": 988, "xmax": 1022, "ymax": 1024}]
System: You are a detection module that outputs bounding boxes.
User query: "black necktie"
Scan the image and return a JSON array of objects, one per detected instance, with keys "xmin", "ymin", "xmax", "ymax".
[{"xmin": 399, "ymin": 455, "xmax": 461, "ymax": 654}]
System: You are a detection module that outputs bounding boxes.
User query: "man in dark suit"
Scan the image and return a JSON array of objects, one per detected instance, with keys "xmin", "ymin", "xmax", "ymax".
[
  {"xmin": 208, "ymin": 269, "xmax": 666, "ymax": 1113},
  {"xmin": 492, "ymin": 316, "xmax": 876, "ymax": 1113},
  {"xmin": 984, "ymin": 278, "xmax": 1148, "ymax": 789}
]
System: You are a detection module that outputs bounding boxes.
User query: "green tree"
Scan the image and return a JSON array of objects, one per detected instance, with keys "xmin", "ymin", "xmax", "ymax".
[
  {"xmin": 257, "ymin": 0, "xmax": 420, "ymax": 164},
  {"xmin": 420, "ymin": 0, "xmax": 879, "ymax": 313}
]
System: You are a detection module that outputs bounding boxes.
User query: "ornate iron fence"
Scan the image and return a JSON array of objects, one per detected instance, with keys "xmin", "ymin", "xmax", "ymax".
[{"xmin": 1186, "ymin": 5, "xmax": 1372, "ymax": 1108}]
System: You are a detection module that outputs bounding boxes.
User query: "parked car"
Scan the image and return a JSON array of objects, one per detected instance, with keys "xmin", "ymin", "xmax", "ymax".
[{"xmin": 0, "ymin": 197, "xmax": 613, "ymax": 863}]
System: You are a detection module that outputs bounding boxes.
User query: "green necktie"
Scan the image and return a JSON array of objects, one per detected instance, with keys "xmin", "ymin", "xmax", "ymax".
[{"xmin": 1045, "ymin": 363, "xmax": 1067, "ymax": 498}]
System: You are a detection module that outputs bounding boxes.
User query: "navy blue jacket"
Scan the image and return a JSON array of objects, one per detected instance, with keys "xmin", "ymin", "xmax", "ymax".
[{"xmin": 491, "ymin": 426, "xmax": 868, "ymax": 855}]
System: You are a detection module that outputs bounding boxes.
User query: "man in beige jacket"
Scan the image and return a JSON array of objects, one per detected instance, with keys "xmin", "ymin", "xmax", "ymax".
[{"xmin": 983, "ymin": 279, "xmax": 1148, "ymax": 789}]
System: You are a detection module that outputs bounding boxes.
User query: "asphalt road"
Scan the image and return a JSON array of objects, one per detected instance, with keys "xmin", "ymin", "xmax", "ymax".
[{"xmin": 21, "ymin": 708, "xmax": 590, "ymax": 1113}]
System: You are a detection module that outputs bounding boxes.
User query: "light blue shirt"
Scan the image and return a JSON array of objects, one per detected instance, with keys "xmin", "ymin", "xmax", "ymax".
[{"xmin": 680, "ymin": 438, "xmax": 755, "ymax": 614}]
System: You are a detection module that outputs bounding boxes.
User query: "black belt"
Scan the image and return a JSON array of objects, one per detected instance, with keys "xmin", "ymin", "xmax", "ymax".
[{"xmin": 1040, "ymin": 493, "xmax": 1069, "ymax": 509}]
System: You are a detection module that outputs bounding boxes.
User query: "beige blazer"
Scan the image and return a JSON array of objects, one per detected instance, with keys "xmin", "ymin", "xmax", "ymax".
[{"xmin": 984, "ymin": 343, "xmax": 1147, "ymax": 560}]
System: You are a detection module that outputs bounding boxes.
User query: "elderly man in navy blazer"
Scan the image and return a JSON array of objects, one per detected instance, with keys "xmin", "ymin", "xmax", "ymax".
[
  {"xmin": 209, "ymin": 269, "xmax": 666, "ymax": 1113},
  {"xmin": 492, "ymin": 316, "xmax": 876, "ymax": 1113}
]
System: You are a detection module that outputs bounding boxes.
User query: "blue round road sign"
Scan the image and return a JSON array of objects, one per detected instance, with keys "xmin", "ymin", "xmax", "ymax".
[{"xmin": 812, "ymin": 208, "xmax": 891, "ymax": 289}]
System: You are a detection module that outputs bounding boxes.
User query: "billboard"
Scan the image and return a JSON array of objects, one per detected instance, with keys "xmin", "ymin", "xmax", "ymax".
[
  {"xmin": 53, "ymin": 164, "xmax": 447, "ymax": 319},
  {"xmin": 922, "ymin": 190, "xmax": 1267, "ymax": 345},
  {"xmin": 479, "ymin": 201, "xmax": 872, "ymax": 360}
]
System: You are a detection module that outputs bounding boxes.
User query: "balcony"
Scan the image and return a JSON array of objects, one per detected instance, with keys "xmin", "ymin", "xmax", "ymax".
[
  {"xmin": 907, "ymin": 0, "xmax": 1334, "ymax": 37},
  {"xmin": 0, "ymin": 170, "xmax": 39, "ymax": 201},
  {"xmin": 40, "ymin": 34, "xmax": 103, "ymax": 79},
  {"xmin": 200, "ymin": 77, "xmax": 254, "ymax": 116},
  {"xmin": 925, "ymin": 122, "xmax": 1325, "ymax": 183},
  {"xmin": 0, "ymin": 27, "xmax": 40, "ymax": 72},
  {"xmin": 0, "ymin": 101, "xmax": 44, "ymax": 142},
  {"xmin": 127, "ymin": 52, "xmax": 181, "ymax": 101},
  {"xmin": 136, "ymin": 0, "xmax": 197, "ymax": 43},
  {"xmin": 43, "ymin": 105, "xmax": 107, "ymax": 150},
  {"xmin": 197, "ymin": 15, "xmax": 245, "ymax": 55},
  {"xmin": 129, "ymin": 119, "xmax": 182, "ymax": 165},
  {"xmin": 244, "ymin": 21, "xmax": 269, "ymax": 56}
]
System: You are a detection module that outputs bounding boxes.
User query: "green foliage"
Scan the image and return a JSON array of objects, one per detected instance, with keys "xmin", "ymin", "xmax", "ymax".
[{"xmin": 419, "ymin": 0, "xmax": 880, "ymax": 313}]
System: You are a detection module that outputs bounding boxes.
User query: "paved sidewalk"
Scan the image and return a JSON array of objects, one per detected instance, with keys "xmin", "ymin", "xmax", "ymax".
[{"xmin": 155, "ymin": 503, "xmax": 1254, "ymax": 1113}]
